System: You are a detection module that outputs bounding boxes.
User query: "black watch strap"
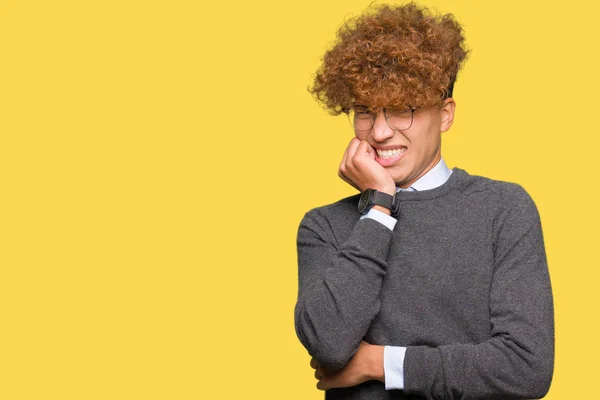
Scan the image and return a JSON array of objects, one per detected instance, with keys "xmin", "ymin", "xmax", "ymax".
[{"xmin": 358, "ymin": 189, "xmax": 400, "ymax": 218}]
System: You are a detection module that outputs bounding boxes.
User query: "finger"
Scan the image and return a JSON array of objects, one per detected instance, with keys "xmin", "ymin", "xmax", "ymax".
[
  {"xmin": 316, "ymin": 378, "xmax": 326, "ymax": 391},
  {"xmin": 317, "ymin": 375, "xmax": 333, "ymax": 391},
  {"xmin": 345, "ymin": 138, "xmax": 362, "ymax": 168},
  {"xmin": 339, "ymin": 138, "xmax": 358, "ymax": 177},
  {"xmin": 310, "ymin": 357, "xmax": 319, "ymax": 369},
  {"xmin": 314, "ymin": 367, "xmax": 323, "ymax": 380},
  {"xmin": 363, "ymin": 141, "xmax": 376, "ymax": 160},
  {"xmin": 343, "ymin": 138, "xmax": 363, "ymax": 185},
  {"xmin": 339, "ymin": 138, "xmax": 353, "ymax": 169},
  {"xmin": 339, "ymin": 138, "xmax": 363, "ymax": 191},
  {"xmin": 351, "ymin": 140, "xmax": 376, "ymax": 170}
]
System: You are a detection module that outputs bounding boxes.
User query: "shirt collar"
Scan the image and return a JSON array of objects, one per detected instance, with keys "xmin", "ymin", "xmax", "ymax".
[{"xmin": 396, "ymin": 157, "xmax": 452, "ymax": 192}]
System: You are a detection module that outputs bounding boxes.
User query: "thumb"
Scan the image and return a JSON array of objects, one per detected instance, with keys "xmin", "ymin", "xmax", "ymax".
[
  {"xmin": 356, "ymin": 140, "xmax": 376, "ymax": 161},
  {"xmin": 364, "ymin": 142, "xmax": 376, "ymax": 160}
]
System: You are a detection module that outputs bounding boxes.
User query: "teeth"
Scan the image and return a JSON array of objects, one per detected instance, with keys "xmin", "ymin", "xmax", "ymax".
[{"xmin": 377, "ymin": 147, "xmax": 406, "ymax": 159}]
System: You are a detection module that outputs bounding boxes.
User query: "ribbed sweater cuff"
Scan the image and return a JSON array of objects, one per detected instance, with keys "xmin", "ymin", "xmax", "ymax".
[
  {"xmin": 403, "ymin": 346, "xmax": 444, "ymax": 397},
  {"xmin": 345, "ymin": 217, "xmax": 394, "ymax": 261}
]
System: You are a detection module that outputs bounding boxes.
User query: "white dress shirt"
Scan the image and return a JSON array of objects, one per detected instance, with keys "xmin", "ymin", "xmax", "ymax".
[{"xmin": 360, "ymin": 157, "xmax": 453, "ymax": 390}]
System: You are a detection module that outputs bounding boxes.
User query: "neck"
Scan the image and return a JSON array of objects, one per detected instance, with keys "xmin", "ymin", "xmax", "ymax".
[{"xmin": 398, "ymin": 153, "xmax": 442, "ymax": 189}]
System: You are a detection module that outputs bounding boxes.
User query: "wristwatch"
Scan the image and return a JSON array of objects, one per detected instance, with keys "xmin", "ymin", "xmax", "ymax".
[{"xmin": 358, "ymin": 188, "xmax": 400, "ymax": 218}]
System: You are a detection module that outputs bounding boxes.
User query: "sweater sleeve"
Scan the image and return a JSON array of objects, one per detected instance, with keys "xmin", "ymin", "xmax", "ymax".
[
  {"xmin": 403, "ymin": 185, "xmax": 555, "ymax": 399},
  {"xmin": 294, "ymin": 208, "xmax": 394, "ymax": 370}
]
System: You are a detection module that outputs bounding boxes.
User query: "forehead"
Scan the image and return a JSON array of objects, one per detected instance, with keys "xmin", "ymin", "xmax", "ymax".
[
  {"xmin": 353, "ymin": 102, "xmax": 412, "ymax": 111},
  {"xmin": 353, "ymin": 95, "xmax": 413, "ymax": 109}
]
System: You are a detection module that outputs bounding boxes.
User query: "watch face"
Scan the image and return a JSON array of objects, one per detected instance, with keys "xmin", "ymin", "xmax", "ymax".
[{"xmin": 358, "ymin": 189, "xmax": 372, "ymax": 213}]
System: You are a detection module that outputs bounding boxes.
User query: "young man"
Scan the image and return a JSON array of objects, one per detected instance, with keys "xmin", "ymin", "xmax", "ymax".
[{"xmin": 294, "ymin": 3, "xmax": 554, "ymax": 399}]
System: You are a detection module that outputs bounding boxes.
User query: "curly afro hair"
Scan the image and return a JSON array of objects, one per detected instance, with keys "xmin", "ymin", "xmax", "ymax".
[{"xmin": 309, "ymin": 1, "xmax": 470, "ymax": 115}]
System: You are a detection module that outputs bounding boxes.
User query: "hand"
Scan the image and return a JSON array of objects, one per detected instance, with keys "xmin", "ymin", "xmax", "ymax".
[
  {"xmin": 338, "ymin": 138, "xmax": 396, "ymax": 195},
  {"xmin": 310, "ymin": 340, "xmax": 385, "ymax": 391}
]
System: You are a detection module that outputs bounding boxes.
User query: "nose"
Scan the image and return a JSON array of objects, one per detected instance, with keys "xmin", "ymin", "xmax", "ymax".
[{"xmin": 371, "ymin": 110, "xmax": 395, "ymax": 142}]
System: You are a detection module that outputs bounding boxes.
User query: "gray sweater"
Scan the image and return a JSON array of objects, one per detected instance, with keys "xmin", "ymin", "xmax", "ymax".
[{"xmin": 294, "ymin": 168, "xmax": 554, "ymax": 400}]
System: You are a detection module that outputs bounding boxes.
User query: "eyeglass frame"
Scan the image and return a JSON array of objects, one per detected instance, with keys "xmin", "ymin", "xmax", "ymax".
[
  {"xmin": 342, "ymin": 82, "xmax": 455, "ymax": 133},
  {"xmin": 345, "ymin": 104, "xmax": 418, "ymax": 133}
]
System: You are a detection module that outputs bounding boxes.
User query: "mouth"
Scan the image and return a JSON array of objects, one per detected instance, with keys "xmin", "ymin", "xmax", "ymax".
[
  {"xmin": 376, "ymin": 147, "xmax": 407, "ymax": 159},
  {"xmin": 374, "ymin": 146, "xmax": 407, "ymax": 167}
]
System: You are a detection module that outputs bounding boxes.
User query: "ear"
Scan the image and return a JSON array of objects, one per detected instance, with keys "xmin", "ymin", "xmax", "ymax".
[{"xmin": 440, "ymin": 98, "xmax": 456, "ymax": 133}]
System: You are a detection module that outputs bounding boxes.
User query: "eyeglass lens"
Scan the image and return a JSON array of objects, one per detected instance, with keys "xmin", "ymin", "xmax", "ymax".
[{"xmin": 348, "ymin": 106, "xmax": 414, "ymax": 132}]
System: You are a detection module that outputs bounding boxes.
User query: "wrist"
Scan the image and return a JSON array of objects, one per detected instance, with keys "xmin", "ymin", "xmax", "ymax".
[
  {"xmin": 358, "ymin": 189, "xmax": 400, "ymax": 218},
  {"xmin": 371, "ymin": 205, "xmax": 392, "ymax": 216},
  {"xmin": 377, "ymin": 185, "xmax": 397, "ymax": 196},
  {"xmin": 366, "ymin": 344, "xmax": 385, "ymax": 382}
]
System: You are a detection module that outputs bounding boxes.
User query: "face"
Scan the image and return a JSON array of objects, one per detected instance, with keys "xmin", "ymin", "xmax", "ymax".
[{"xmin": 353, "ymin": 98, "xmax": 456, "ymax": 189}]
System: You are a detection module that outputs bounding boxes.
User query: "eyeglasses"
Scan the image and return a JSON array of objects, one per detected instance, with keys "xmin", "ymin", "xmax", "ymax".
[{"xmin": 347, "ymin": 105, "xmax": 416, "ymax": 132}]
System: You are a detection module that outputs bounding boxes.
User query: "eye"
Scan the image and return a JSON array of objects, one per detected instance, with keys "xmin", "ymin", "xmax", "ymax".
[
  {"xmin": 385, "ymin": 107, "xmax": 413, "ymax": 118},
  {"xmin": 353, "ymin": 105, "xmax": 374, "ymax": 117}
]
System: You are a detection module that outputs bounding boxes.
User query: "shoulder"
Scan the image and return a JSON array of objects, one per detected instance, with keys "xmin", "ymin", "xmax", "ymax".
[
  {"xmin": 454, "ymin": 168, "xmax": 538, "ymax": 213},
  {"xmin": 297, "ymin": 194, "xmax": 362, "ymax": 242},
  {"xmin": 300, "ymin": 193, "xmax": 361, "ymax": 225},
  {"xmin": 456, "ymin": 170, "xmax": 543, "ymax": 246}
]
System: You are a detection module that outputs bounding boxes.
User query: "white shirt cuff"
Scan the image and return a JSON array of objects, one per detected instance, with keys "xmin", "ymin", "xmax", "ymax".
[
  {"xmin": 384, "ymin": 345, "xmax": 407, "ymax": 390},
  {"xmin": 360, "ymin": 208, "xmax": 397, "ymax": 231}
]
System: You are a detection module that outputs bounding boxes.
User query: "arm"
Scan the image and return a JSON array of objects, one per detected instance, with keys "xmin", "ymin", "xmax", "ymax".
[
  {"xmin": 308, "ymin": 209, "xmax": 405, "ymax": 390},
  {"xmin": 294, "ymin": 208, "xmax": 394, "ymax": 370},
  {"xmin": 295, "ymin": 137, "xmax": 397, "ymax": 370},
  {"xmin": 403, "ymin": 185, "xmax": 554, "ymax": 399},
  {"xmin": 311, "ymin": 342, "xmax": 408, "ymax": 391},
  {"xmin": 312, "ymin": 340, "xmax": 386, "ymax": 390}
]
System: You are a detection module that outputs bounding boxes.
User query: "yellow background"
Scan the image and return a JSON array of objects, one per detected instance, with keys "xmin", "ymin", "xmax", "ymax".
[{"xmin": 1, "ymin": 0, "xmax": 598, "ymax": 398}]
